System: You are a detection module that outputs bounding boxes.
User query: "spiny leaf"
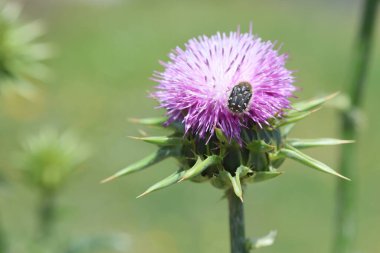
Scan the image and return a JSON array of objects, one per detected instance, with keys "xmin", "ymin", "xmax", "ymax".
[
  {"xmin": 291, "ymin": 92, "xmax": 339, "ymax": 112},
  {"xmin": 226, "ymin": 167, "xmax": 244, "ymax": 202},
  {"xmin": 129, "ymin": 117, "xmax": 184, "ymax": 132},
  {"xmin": 137, "ymin": 170, "xmax": 186, "ymax": 198},
  {"xmin": 129, "ymin": 117, "xmax": 166, "ymax": 126},
  {"xmin": 281, "ymin": 123, "xmax": 295, "ymax": 137},
  {"xmin": 277, "ymin": 110, "xmax": 316, "ymax": 127},
  {"xmin": 287, "ymin": 138, "xmax": 354, "ymax": 149},
  {"xmin": 129, "ymin": 136, "xmax": 182, "ymax": 146},
  {"xmin": 236, "ymin": 165, "xmax": 253, "ymax": 178},
  {"xmin": 101, "ymin": 148, "xmax": 177, "ymax": 183},
  {"xmin": 245, "ymin": 171, "xmax": 282, "ymax": 184},
  {"xmin": 178, "ymin": 155, "xmax": 220, "ymax": 182},
  {"xmin": 278, "ymin": 145, "xmax": 350, "ymax": 180},
  {"xmin": 247, "ymin": 140, "xmax": 275, "ymax": 153}
]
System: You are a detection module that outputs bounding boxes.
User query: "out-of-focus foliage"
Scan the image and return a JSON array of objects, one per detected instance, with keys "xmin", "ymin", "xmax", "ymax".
[
  {"xmin": 0, "ymin": 78, "xmax": 45, "ymax": 119},
  {"xmin": 0, "ymin": 1, "xmax": 51, "ymax": 83},
  {"xmin": 63, "ymin": 233, "xmax": 131, "ymax": 253},
  {"xmin": 17, "ymin": 129, "xmax": 89, "ymax": 193}
]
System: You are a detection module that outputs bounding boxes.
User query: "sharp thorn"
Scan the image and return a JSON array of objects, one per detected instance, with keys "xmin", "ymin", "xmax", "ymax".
[
  {"xmin": 177, "ymin": 177, "xmax": 186, "ymax": 183},
  {"xmin": 100, "ymin": 175, "xmax": 116, "ymax": 184},
  {"xmin": 136, "ymin": 191, "xmax": 148, "ymax": 199}
]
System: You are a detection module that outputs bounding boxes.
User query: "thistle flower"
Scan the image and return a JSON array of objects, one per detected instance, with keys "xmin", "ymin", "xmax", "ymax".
[
  {"xmin": 104, "ymin": 28, "xmax": 352, "ymax": 202},
  {"xmin": 153, "ymin": 28, "xmax": 296, "ymax": 142}
]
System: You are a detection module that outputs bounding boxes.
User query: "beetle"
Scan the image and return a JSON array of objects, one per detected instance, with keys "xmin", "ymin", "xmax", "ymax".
[{"xmin": 227, "ymin": 82, "xmax": 252, "ymax": 113}]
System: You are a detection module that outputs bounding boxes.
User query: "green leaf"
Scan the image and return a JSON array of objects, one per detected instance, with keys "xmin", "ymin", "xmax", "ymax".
[
  {"xmin": 278, "ymin": 145, "xmax": 350, "ymax": 180},
  {"xmin": 101, "ymin": 148, "xmax": 177, "ymax": 183},
  {"xmin": 280, "ymin": 123, "xmax": 295, "ymax": 137},
  {"xmin": 129, "ymin": 117, "xmax": 167, "ymax": 126},
  {"xmin": 247, "ymin": 140, "xmax": 275, "ymax": 152},
  {"xmin": 129, "ymin": 136, "xmax": 182, "ymax": 146},
  {"xmin": 247, "ymin": 230, "xmax": 277, "ymax": 251},
  {"xmin": 215, "ymin": 127, "xmax": 228, "ymax": 144},
  {"xmin": 129, "ymin": 117, "xmax": 184, "ymax": 132},
  {"xmin": 226, "ymin": 167, "xmax": 244, "ymax": 202},
  {"xmin": 287, "ymin": 138, "xmax": 354, "ymax": 149},
  {"xmin": 178, "ymin": 155, "xmax": 220, "ymax": 182},
  {"xmin": 291, "ymin": 92, "xmax": 339, "ymax": 112},
  {"xmin": 276, "ymin": 111, "xmax": 315, "ymax": 127},
  {"xmin": 237, "ymin": 165, "xmax": 254, "ymax": 177},
  {"xmin": 137, "ymin": 170, "xmax": 186, "ymax": 198},
  {"xmin": 245, "ymin": 171, "xmax": 282, "ymax": 183}
]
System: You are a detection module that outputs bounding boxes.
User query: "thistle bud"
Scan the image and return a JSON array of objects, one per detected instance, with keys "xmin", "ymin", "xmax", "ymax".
[{"xmin": 17, "ymin": 129, "xmax": 89, "ymax": 194}]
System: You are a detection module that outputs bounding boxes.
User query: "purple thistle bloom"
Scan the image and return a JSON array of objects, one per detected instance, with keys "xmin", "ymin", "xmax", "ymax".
[{"xmin": 152, "ymin": 28, "xmax": 296, "ymax": 142}]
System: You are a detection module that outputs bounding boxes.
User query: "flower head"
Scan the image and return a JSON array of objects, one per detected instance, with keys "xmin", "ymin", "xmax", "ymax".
[
  {"xmin": 18, "ymin": 129, "xmax": 89, "ymax": 193},
  {"xmin": 104, "ymin": 27, "xmax": 349, "ymax": 201},
  {"xmin": 153, "ymin": 28, "xmax": 296, "ymax": 141}
]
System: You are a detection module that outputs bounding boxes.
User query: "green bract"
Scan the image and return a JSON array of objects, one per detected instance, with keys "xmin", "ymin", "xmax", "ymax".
[{"xmin": 103, "ymin": 93, "xmax": 351, "ymax": 200}]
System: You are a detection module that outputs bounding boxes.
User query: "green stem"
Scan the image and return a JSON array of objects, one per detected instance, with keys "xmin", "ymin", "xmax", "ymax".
[
  {"xmin": 0, "ymin": 210, "xmax": 7, "ymax": 253},
  {"xmin": 334, "ymin": 1, "xmax": 379, "ymax": 253},
  {"xmin": 37, "ymin": 191, "xmax": 56, "ymax": 241},
  {"xmin": 227, "ymin": 189, "xmax": 247, "ymax": 253}
]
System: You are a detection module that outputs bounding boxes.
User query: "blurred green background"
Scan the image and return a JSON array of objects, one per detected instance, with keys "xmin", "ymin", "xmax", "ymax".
[{"xmin": 1, "ymin": 0, "xmax": 379, "ymax": 252}]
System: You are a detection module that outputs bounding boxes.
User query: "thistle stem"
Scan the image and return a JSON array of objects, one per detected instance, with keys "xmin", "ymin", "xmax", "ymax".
[
  {"xmin": 334, "ymin": 1, "xmax": 379, "ymax": 253},
  {"xmin": 37, "ymin": 191, "xmax": 56, "ymax": 241},
  {"xmin": 227, "ymin": 189, "xmax": 247, "ymax": 253},
  {"xmin": 0, "ymin": 210, "xmax": 7, "ymax": 253}
]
